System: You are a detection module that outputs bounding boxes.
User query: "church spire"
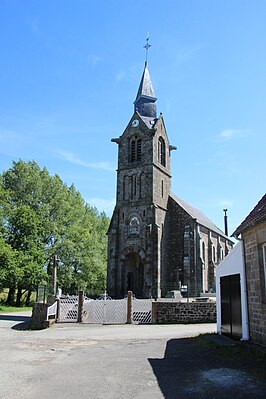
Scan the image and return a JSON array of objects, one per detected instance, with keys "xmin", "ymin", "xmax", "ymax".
[{"xmin": 134, "ymin": 37, "xmax": 157, "ymax": 118}]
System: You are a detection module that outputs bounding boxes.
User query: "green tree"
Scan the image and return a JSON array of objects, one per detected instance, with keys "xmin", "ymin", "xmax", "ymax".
[
  {"xmin": 56, "ymin": 205, "xmax": 109, "ymax": 296},
  {"xmin": 0, "ymin": 160, "xmax": 110, "ymax": 305},
  {"xmin": 0, "ymin": 236, "xmax": 18, "ymax": 291}
]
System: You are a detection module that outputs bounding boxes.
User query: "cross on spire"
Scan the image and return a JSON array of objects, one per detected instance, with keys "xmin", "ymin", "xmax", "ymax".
[{"xmin": 143, "ymin": 35, "xmax": 151, "ymax": 64}]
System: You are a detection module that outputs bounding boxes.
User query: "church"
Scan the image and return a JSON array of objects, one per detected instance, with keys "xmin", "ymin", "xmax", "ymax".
[{"xmin": 107, "ymin": 45, "xmax": 233, "ymax": 299}]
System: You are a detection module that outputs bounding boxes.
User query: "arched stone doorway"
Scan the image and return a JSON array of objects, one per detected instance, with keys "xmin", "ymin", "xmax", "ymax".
[{"xmin": 124, "ymin": 252, "xmax": 144, "ymax": 298}]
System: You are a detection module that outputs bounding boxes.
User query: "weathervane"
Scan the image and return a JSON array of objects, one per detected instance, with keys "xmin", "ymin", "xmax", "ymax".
[{"xmin": 143, "ymin": 34, "xmax": 151, "ymax": 63}]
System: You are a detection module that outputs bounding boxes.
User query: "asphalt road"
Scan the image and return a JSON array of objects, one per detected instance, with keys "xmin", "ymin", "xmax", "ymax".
[{"xmin": 0, "ymin": 312, "xmax": 265, "ymax": 399}]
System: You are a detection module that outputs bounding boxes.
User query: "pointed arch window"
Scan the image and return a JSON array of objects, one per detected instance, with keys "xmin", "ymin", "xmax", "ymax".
[
  {"xmin": 158, "ymin": 137, "xmax": 166, "ymax": 166},
  {"xmin": 130, "ymin": 140, "xmax": 136, "ymax": 162},
  {"xmin": 130, "ymin": 137, "xmax": 142, "ymax": 163},
  {"xmin": 137, "ymin": 139, "xmax": 142, "ymax": 161},
  {"xmin": 212, "ymin": 245, "xmax": 216, "ymax": 263},
  {"xmin": 202, "ymin": 241, "xmax": 206, "ymax": 263}
]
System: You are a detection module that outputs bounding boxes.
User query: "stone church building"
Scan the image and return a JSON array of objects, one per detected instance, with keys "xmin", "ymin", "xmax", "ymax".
[{"xmin": 107, "ymin": 59, "xmax": 233, "ymax": 299}]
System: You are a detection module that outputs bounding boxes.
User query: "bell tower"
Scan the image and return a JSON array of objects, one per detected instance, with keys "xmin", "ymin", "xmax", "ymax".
[{"xmin": 107, "ymin": 39, "xmax": 176, "ymax": 298}]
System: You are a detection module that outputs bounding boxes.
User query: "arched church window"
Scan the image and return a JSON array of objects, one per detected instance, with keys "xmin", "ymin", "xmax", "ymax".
[
  {"xmin": 140, "ymin": 173, "xmax": 145, "ymax": 199},
  {"xmin": 137, "ymin": 139, "xmax": 142, "ymax": 161},
  {"xmin": 130, "ymin": 138, "xmax": 142, "ymax": 163},
  {"xmin": 213, "ymin": 246, "xmax": 216, "ymax": 263},
  {"xmin": 130, "ymin": 139, "xmax": 136, "ymax": 162},
  {"xmin": 129, "ymin": 176, "xmax": 133, "ymax": 199},
  {"xmin": 122, "ymin": 178, "xmax": 125, "ymax": 200},
  {"xmin": 202, "ymin": 241, "xmax": 206, "ymax": 262},
  {"xmin": 133, "ymin": 175, "xmax": 137, "ymax": 196},
  {"xmin": 158, "ymin": 137, "xmax": 166, "ymax": 166},
  {"xmin": 184, "ymin": 226, "xmax": 190, "ymax": 238},
  {"xmin": 124, "ymin": 176, "xmax": 129, "ymax": 200}
]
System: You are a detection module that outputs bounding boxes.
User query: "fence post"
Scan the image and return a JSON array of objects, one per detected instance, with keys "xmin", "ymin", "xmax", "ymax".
[
  {"xmin": 77, "ymin": 290, "xmax": 84, "ymax": 323},
  {"xmin": 127, "ymin": 291, "xmax": 133, "ymax": 324},
  {"xmin": 56, "ymin": 298, "xmax": 60, "ymax": 321},
  {"xmin": 152, "ymin": 301, "xmax": 157, "ymax": 324}
]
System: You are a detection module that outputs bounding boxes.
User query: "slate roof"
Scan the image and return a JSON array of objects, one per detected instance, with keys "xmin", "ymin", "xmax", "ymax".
[
  {"xmin": 140, "ymin": 115, "xmax": 157, "ymax": 128},
  {"xmin": 134, "ymin": 62, "xmax": 157, "ymax": 118},
  {"xmin": 134, "ymin": 61, "xmax": 156, "ymax": 101},
  {"xmin": 170, "ymin": 193, "xmax": 231, "ymax": 240},
  {"xmin": 233, "ymin": 193, "xmax": 266, "ymax": 237}
]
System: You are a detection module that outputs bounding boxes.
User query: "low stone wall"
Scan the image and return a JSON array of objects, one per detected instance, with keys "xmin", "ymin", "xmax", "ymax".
[
  {"xmin": 153, "ymin": 302, "xmax": 216, "ymax": 324},
  {"xmin": 29, "ymin": 302, "xmax": 57, "ymax": 330},
  {"xmin": 29, "ymin": 303, "xmax": 49, "ymax": 330}
]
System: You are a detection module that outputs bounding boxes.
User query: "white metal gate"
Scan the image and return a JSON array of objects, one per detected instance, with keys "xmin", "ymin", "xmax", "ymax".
[
  {"xmin": 58, "ymin": 296, "xmax": 78, "ymax": 322},
  {"xmin": 58, "ymin": 294, "xmax": 152, "ymax": 324},
  {"xmin": 132, "ymin": 298, "xmax": 152, "ymax": 324},
  {"xmin": 83, "ymin": 297, "xmax": 127, "ymax": 324}
]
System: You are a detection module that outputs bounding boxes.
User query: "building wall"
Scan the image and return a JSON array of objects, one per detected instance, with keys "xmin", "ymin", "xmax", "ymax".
[
  {"xmin": 243, "ymin": 221, "xmax": 266, "ymax": 346},
  {"xmin": 162, "ymin": 197, "xmax": 198, "ymax": 296},
  {"xmin": 161, "ymin": 197, "xmax": 233, "ymax": 297},
  {"xmin": 200, "ymin": 231, "xmax": 232, "ymax": 294},
  {"xmin": 216, "ymin": 241, "xmax": 250, "ymax": 341}
]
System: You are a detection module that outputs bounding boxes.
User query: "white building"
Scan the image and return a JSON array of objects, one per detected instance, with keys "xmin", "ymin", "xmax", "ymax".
[{"xmin": 216, "ymin": 241, "xmax": 249, "ymax": 341}]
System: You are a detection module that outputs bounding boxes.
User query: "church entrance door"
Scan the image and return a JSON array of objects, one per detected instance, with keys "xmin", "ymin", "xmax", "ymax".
[{"xmin": 124, "ymin": 252, "xmax": 144, "ymax": 298}]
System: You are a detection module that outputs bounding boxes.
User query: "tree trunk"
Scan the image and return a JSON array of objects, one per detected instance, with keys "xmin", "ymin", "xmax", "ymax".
[
  {"xmin": 15, "ymin": 286, "xmax": 22, "ymax": 307},
  {"xmin": 6, "ymin": 286, "xmax": 16, "ymax": 306},
  {"xmin": 25, "ymin": 290, "xmax": 32, "ymax": 306}
]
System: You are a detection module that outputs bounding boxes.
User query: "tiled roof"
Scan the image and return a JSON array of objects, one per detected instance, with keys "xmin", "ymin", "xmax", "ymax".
[
  {"xmin": 233, "ymin": 193, "xmax": 266, "ymax": 237},
  {"xmin": 170, "ymin": 193, "xmax": 231, "ymax": 240}
]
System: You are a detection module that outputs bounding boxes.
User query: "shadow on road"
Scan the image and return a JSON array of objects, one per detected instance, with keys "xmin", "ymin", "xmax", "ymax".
[
  {"xmin": 0, "ymin": 314, "xmax": 32, "ymax": 330},
  {"xmin": 0, "ymin": 314, "xmax": 31, "ymax": 322},
  {"xmin": 149, "ymin": 337, "xmax": 266, "ymax": 399}
]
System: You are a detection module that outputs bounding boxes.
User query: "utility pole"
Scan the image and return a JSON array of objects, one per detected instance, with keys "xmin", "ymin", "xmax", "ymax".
[{"xmin": 52, "ymin": 255, "xmax": 58, "ymax": 297}]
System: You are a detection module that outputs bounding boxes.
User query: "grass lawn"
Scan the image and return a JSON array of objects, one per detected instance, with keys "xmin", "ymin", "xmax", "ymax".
[
  {"xmin": 0, "ymin": 288, "xmax": 36, "ymax": 311},
  {"xmin": 0, "ymin": 305, "xmax": 32, "ymax": 313}
]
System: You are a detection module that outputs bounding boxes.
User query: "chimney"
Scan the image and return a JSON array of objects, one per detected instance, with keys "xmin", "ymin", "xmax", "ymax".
[{"xmin": 223, "ymin": 209, "xmax": 228, "ymax": 236}]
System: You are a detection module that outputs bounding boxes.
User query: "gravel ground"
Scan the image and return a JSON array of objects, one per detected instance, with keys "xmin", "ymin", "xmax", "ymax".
[{"xmin": 0, "ymin": 311, "xmax": 265, "ymax": 399}]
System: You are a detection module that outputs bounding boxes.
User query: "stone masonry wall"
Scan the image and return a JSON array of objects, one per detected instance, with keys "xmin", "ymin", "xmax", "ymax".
[
  {"xmin": 162, "ymin": 197, "xmax": 198, "ymax": 296},
  {"xmin": 154, "ymin": 302, "xmax": 216, "ymax": 324},
  {"xmin": 30, "ymin": 302, "xmax": 57, "ymax": 330},
  {"xmin": 30, "ymin": 302, "xmax": 49, "ymax": 330},
  {"xmin": 243, "ymin": 222, "xmax": 266, "ymax": 346}
]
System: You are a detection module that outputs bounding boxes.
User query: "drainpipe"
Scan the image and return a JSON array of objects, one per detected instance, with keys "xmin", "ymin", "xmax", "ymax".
[{"xmin": 240, "ymin": 239, "xmax": 250, "ymax": 341}]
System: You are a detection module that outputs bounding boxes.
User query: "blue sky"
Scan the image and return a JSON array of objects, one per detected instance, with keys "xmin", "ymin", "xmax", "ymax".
[{"xmin": 0, "ymin": 0, "xmax": 265, "ymax": 235}]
